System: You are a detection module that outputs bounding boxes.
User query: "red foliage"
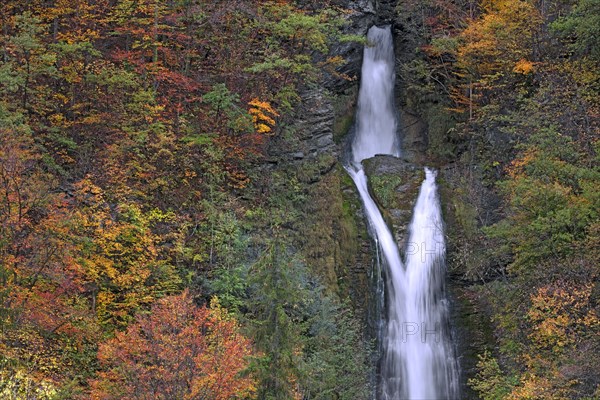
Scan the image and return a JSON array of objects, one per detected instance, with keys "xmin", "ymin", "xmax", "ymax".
[
  {"xmin": 90, "ymin": 290, "xmax": 257, "ymax": 400},
  {"xmin": 0, "ymin": 128, "xmax": 95, "ymax": 340}
]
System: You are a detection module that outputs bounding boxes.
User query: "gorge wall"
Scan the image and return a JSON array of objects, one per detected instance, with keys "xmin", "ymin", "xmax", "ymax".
[{"xmin": 265, "ymin": 0, "xmax": 492, "ymax": 397}]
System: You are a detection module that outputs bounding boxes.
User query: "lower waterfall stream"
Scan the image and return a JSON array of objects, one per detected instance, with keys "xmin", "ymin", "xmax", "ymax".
[{"xmin": 346, "ymin": 25, "xmax": 459, "ymax": 399}]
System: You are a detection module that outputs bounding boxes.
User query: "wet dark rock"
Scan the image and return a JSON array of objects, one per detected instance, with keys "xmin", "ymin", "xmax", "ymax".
[
  {"xmin": 374, "ymin": 0, "xmax": 398, "ymax": 25},
  {"xmin": 325, "ymin": 0, "xmax": 376, "ymax": 92}
]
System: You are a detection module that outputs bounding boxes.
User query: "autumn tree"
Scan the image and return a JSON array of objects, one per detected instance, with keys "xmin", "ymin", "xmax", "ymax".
[
  {"xmin": 455, "ymin": 0, "xmax": 542, "ymax": 113},
  {"xmin": 90, "ymin": 290, "xmax": 257, "ymax": 400},
  {"xmin": 0, "ymin": 107, "xmax": 100, "ymax": 395},
  {"xmin": 464, "ymin": 10, "xmax": 600, "ymax": 394},
  {"xmin": 71, "ymin": 179, "xmax": 182, "ymax": 329},
  {"xmin": 0, "ymin": 1, "xmax": 373, "ymax": 398}
]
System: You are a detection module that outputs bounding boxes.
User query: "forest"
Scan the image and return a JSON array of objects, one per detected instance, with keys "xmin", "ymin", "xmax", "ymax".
[{"xmin": 0, "ymin": 0, "xmax": 598, "ymax": 399}]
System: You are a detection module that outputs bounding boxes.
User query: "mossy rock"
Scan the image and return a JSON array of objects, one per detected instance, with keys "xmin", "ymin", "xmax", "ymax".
[
  {"xmin": 332, "ymin": 87, "xmax": 358, "ymax": 144},
  {"xmin": 438, "ymin": 164, "xmax": 501, "ymax": 280},
  {"xmin": 298, "ymin": 164, "xmax": 373, "ymax": 310},
  {"xmin": 447, "ymin": 282, "xmax": 496, "ymax": 399},
  {"xmin": 362, "ymin": 155, "xmax": 424, "ymax": 249},
  {"xmin": 296, "ymin": 153, "xmax": 337, "ymax": 184}
]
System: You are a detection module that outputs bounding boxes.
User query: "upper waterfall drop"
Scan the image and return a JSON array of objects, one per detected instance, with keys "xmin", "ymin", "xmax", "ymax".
[
  {"xmin": 351, "ymin": 25, "xmax": 400, "ymax": 166},
  {"xmin": 346, "ymin": 24, "xmax": 404, "ymax": 278}
]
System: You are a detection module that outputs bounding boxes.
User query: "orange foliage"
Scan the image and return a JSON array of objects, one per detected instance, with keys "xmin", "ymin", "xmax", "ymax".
[
  {"xmin": 90, "ymin": 291, "xmax": 257, "ymax": 400},
  {"xmin": 249, "ymin": 98, "xmax": 279, "ymax": 135},
  {"xmin": 506, "ymin": 148, "xmax": 538, "ymax": 178},
  {"xmin": 527, "ymin": 282, "xmax": 599, "ymax": 352},
  {"xmin": 513, "ymin": 59, "xmax": 536, "ymax": 75},
  {"xmin": 457, "ymin": 0, "xmax": 542, "ymax": 95},
  {"xmin": 0, "ymin": 128, "xmax": 94, "ymax": 338},
  {"xmin": 39, "ymin": 0, "xmax": 108, "ymax": 43},
  {"xmin": 0, "ymin": 127, "xmax": 99, "ymax": 385}
]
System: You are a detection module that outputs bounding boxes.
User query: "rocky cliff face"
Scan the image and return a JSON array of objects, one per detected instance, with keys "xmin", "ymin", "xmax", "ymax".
[{"xmin": 265, "ymin": 1, "xmax": 377, "ymax": 313}]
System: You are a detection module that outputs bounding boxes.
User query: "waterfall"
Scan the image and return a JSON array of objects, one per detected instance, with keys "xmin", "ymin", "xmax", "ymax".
[
  {"xmin": 346, "ymin": 25, "xmax": 459, "ymax": 399},
  {"xmin": 382, "ymin": 168, "xmax": 459, "ymax": 399},
  {"xmin": 351, "ymin": 26, "xmax": 399, "ymax": 165}
]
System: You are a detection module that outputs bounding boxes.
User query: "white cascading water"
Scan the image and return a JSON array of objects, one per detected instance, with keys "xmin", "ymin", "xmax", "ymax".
[
  {"xmin": 383, "ymin": 167, "xmax": 459, "ymax": 399},
  {"xmin": 351, "ymin": 26, "xmax": 400, "ymax": 165},
  {"xmin": 346, "ymin": 26, "xmax": 459, "ymax": 399}
]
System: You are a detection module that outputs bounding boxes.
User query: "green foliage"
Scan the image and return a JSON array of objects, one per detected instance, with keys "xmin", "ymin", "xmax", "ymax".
[
  {"xmin": 468, "ymin": 351, "xmax": 517, "ymax": 400},
  {"xmin": 204, "ymin": 210, "xmax": 251, "ymax": 311},
  {"xmin": 401, "ymin": 59, "xmax": 439, "ymax": 107},
  {"xmin": 486, "ymin": 127, "xmax": 599, "ymax": 277},
  {"xmin": 551, "ymin": 0, "xmax": 600, "ymax": 60},
  {"xmin": 248, "ymin": 241, "xmax": 305, "ymax": 399},
  {"xmin": 369, "ymin": 174, "xmax": 404, "ymax": 209},
  {"xmin": 2, "ymin": 12, "xmax": 57, "ymax": 111},
  {"xmin": 302, "ymin": 296, "xmax": 372, "ymax": 400},
  {"xmin": 210, "ymin": 265, "xmax": 249, "ymax": 312},
  {"xmin": 247, "ymin": 2, "xmax": 362, "ymax": 110},
  {"xmin": 274, "ymin": 84, "xmax": 302, "ymax": 114},
  {"xmin": 430, "ymin": 36, "xmax": 460, "ymax": 55},
  {"xmin": 181, "ymin": 132, "xmax": 215, "ymax": 146},
  {"xmin": 247, "ymin": 239, "xmax": 371, "ymax": 399},
  {"xmin": 203, "ymin": 83, "xmax": 239, "ymax": 117}
]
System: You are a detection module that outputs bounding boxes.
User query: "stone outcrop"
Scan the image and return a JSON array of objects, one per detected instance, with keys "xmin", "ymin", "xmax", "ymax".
[
  {"xmin": 326, "ymin": 0, "xmax": 376, "ymax": 92},
  {"xmin": 374, "ymin": 0, "xmax": 398, "ymax": 24},
  {"xmin": 264, "ymin": 0, "xmax": 430, "ymax": 329},
  {"xmin": 268, "ymin": 88, "xmax": 336, "ymax": 163},
  {"xmin": 362, "ymin": 155, "xmax": 423, "ymax": 250},
  {"xmin": 268, "ymin": 0, "xmax": 375, "ymax": 164}
]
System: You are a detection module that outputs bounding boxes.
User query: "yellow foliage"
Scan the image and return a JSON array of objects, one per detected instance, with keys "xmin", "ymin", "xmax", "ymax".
[
  {"xmin": 80, "ymin": 114, "xmax": 104, "ymax": 125},
  {"xmin": 508, "ymin": 373, "xmax": 562, "ymax": 400},
  {"xmin": 209, "ymin": 296, "xmax": 233, "ymax": 323},
  {"xmin": 0, "ymin": 368, "xmax": 57, "ymax": 400},
  {"xmin": 71, "ymin": 180, "xmax": 181, "ymax": 328},
  {"xmin": 458, "ymin": 0, "xmax": 541, "ymax": 82},
  {"xmin": 48, "ymin": 113, "xmax": 69, "ymax": 127},
  {"xmin": 527, "ymin": 282, "xmax": 600, "ymax": 352},
  {"xmin": 256, "ymin": 123, "xmax": 272, "ymax": 134},
  {"xmin": 249, "ymin": 98, "xmax": 279, "ymax": 135},
  {"xmin": 513, "ymin": 59, "xmax": 536, "ymax": 74},
  {"xmin": 0, "ymin": 326, "xmax": 83, "ymax": 399}
]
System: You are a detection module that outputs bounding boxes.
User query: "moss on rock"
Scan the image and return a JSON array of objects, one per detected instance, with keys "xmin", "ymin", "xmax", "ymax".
[
  {"xmin": 363, "ymin": 155, "xmax": 424, "ymax": 249},
  {"xmin": 332, "ymin": 88, "xmax": 358, "ymax": 144},
  {"xmin": 298, "ymin": 164, "xmax": 373, "ymax": 309}
]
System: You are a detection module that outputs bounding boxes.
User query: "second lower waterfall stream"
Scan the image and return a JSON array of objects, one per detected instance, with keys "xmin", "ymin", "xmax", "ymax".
[{"xmin": 346, "ymin": 26, "xmax": 460, "ymax": 399}]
